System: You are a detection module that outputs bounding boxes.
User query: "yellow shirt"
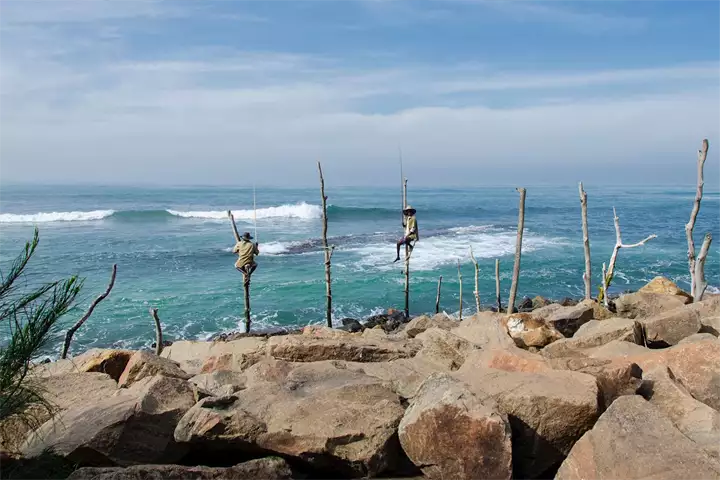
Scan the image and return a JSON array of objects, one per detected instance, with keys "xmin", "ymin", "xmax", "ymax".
[
  {"xmin": 232, "ymin": 239, "xmax": 259, "ymax": 268},
  {"xmin": 405, "ymin": 215, "xmax": 418, "ymax": 240}
]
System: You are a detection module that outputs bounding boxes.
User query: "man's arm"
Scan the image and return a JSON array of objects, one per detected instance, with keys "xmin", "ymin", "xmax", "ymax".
[{"xmin": 254, "ymin": 242, "xmax": 260, "ymax": 255}]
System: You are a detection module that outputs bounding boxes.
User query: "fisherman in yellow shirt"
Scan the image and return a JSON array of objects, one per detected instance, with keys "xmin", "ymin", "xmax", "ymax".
[
  {"xmin": 233, "ymin": 232, "xmax": 259, "ymax": 281},
  {"xmin": 394, "ymin": 205, "xmax": 418, "ymax": 263}
]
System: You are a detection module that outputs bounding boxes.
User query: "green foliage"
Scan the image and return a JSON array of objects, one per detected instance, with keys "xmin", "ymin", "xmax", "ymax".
[
  {"xmin": 0, "ymin": 228, "xmax": 83, "ymax": 425},
  {"xmin": 597, "ymin": 272, "xmax": 614, "ymax": 303}
]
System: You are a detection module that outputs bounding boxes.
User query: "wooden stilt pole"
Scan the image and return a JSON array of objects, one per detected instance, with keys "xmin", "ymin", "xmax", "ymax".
[
  {"xmin": 495, "ymin": 258, "xmax": 501, "ymax": 313},
  {"xmin": 435, "ymin": 276, "xmax": 442, "ymax": 314}
]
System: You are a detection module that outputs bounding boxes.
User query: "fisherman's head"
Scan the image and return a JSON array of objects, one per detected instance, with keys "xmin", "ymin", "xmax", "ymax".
[
  {"xmin": 242, "ymin": 232, "xmax": 254, "ymax": 241},
  {"xmin": 403, "ymin": 205, "xmax": 416, "ymax": 216}
]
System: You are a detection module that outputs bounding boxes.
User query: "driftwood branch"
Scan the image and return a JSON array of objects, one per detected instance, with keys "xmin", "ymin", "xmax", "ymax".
[
  {"xmin": 149, "ymin": 308, "xmax": 163, "ymax": 355},
  {"xmin": 495, "ymin": 259, "xmax": 501, "ymax": 313},
  {"xmin": 435, "ymin": 276, "xmax": 442, "ymax": 314},
  {"xmin": 507, "ymin": 188, "xmax": 526, "ymax": 314},
  {"xmin": 601, "ymin": 262, "xmax": 608, "ymax": 307},
  {"xmin": 695, "ymin": 233, "xmax": 712, "ymax": 300},
  {"xmin": 469, "ymin": 246, "xmax": 480, "ymax": 314},
  {"xmin": 61, "ymin": 264, "xmax": 117, "ymax": 359},
  {"xmin": 457, "ymin": 260, "xmax": 463, "ymax": 321},
  {"xmin": 227, "ymin": 210, "xmax": 241, "ymax": 243},
  {"xmin": 602, "ymin": 207, "xmax": 657, "ymax": 306},
  {"xmin": 578, "ymin": 182, "xmax": 592, "ymax": 301},
  {"xmin": 686, "ymin": 139, "xmax": 711, "ymax": 300},
  {"xmin": 318, "ymin": 161, "xmax": 333, "ymax": 327}
]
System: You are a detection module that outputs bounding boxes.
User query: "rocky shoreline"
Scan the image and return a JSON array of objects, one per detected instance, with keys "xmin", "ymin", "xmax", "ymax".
[{"xmin": 2, "ymin": 276, "xmax": 720, "ymax": 480}]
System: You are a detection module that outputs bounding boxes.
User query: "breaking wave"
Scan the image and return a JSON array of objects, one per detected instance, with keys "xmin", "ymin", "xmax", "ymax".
[{"xmin": 0, "ymin": 210, "xmax": 115, "ymax": 223}]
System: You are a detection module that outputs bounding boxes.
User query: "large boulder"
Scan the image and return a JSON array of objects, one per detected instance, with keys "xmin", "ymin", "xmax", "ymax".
[
  {"xmin": 267, "ymin": 333, "xmax": 419, "ymax": 363},
  {"xmin": 23, "ymin": 376, "xmax": 196, "ymax": 467},
  {"xmin": 464, "ymin": 346, "xmax": 551, "ymax": 374},
  {"xmin": 639, "ymin": 276, "xmax": 693, "ymax": 300},
  {"xmin": 537, "ymin": 300, "xmax": 595, "ymax": 337},
  {"xmin": 587, "ymin": 339, "xmax": 651, "ymax": 359},
  {"xmin": 592, "ymin": 340, "xmax": 720, "ymax": 411},
  {"xmin": 174, "ymin": 359, "xmax": 407, "ymax": 477},
  {"xmin": 555, "ymin": 395, "xmax": 720, "ymax": 480},
  {"xmin": 455, "ymin": 367, "xmax": 600, "ymax": 478},
  {"xmin": 504, "ymin": 313, "xmax": 562, "ymax": 349},
  {"xmin": 700, "ymin": 317, "xmax": 720, "ymax": 336},
  {"xmin": 413, "ymin": 328, "xmax": 478, "ymax": 370},
  {"xmin": 640, "ymin": 305, "xmax": 701, "ymax": 347},
  {"xmin": 399, "ymin": 374, "xmax": 512, "ymax": 480},
  {"xmin": 34, "ymin": 349, "xmax": 134, "ymax": 381},
  {"xmin": 1, "ymin": 372, "xmax": 118, "ymax": 455},
  {"xmin": 451, "ymin": 312, "xmax": 515, "ymax": 349},
  {"xmin": 343, "ymin": 358, "xmax": 443, "ymax": 399},
  {"xmin": 614, "ymin": 292, "xmax": 689, "ymax": 319},
  {"xmin": 118, "ymin": 351, "xmax": 191, "ymax": 388},
  {"xmin": 679, "ymin": 332, "xmax": 718, "ymax": 344},
  {"xmin": 188, "ymin": 370, "xmax": 246, "ymax": 397},
  {"xmin": 640, "ymin": 366, "xmax": 720, "ymax": 459},
  {"xmin": 66, "ymin": 457, "xmax": 294, "ymax": 480},
  {"xmin": 161, "ymin": 338, "xmax": 267, "ymax": 375},
  {"xmin": 402, "ymin": 314, "xmax": 456, "ymax": 338},
  {"xmin": 541, "ymin": 318, "xmax": 642, "ymax": 358}
]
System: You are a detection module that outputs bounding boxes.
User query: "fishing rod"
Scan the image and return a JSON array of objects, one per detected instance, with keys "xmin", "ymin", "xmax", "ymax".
[
  {"xmin": 253, "ymin": 184, "xmax": 258, "ymax": 242},
  {"xmin": 399, "ymin": 146, "xmax": 405, "ymax": 224}
]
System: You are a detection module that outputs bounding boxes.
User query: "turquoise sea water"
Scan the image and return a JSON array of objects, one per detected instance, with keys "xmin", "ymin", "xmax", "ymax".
[{"xmin": 0, "ymin": 184, "xmax": 718, "ymax": 356}]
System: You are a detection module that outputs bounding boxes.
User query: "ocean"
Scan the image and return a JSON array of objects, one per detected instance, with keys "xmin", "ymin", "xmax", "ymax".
[{"xmin": 0, "ymin": 184, "xmax": 718, "ymax": 357}]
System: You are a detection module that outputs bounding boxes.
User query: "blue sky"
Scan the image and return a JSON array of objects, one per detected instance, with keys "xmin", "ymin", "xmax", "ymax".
[{"xmin": 0, "ymin": 0, "xmax": 718, "ymax": 186}]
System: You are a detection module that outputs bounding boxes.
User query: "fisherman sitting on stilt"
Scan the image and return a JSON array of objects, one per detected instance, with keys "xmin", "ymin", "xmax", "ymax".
[
  {"xmin": 394, "ymin": 205, "xmax": 418, "ymax": 263},
  {"xmin": 233, "ymin": 232, "xmax": 259, "ymax": 283}
]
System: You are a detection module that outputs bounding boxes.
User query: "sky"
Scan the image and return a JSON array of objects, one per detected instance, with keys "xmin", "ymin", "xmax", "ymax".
[{"xmin": 0, "ymin": 0, "xmax": 718, "ymax": 187}]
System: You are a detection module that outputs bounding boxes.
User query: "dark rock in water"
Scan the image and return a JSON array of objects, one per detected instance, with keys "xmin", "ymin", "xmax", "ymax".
[
  {"xmin": 151, "ymin": 340, "xmax": 174, "ymax": 349},
  {"xmin": 364, "ymin": 310, "xmax": 408, "ymax": 332},
  {"xmin": 532, "ymin": 296, "xmax": 551, "ymax": 310},
  {"xmin": 339, "ymin": 318, "xmax": 364, "ymax": 333},
  {"xmin": 519, "ymin": 297, "xmax": 533, "ymax": 310},
  {"xmin": 559, "ymin": 297, "xmax": 579, "ymax": 307}
]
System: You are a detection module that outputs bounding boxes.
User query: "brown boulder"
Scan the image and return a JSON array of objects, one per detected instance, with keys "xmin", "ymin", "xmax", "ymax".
[
  {"xmin": 188, "ymin": 370, "xmax": 246, "ymax": 397},
  {"xmin": 640, "ymin": 305, "xmax": 701, "ymax": 346},
  {"xmin": 639, "ymin": 366, "xmax": 720, "ymax": 459},
  {"xmin": 455, "ymin": 367, "xmax": 599, "ymax": 478},
  {"xmin": 614, "ymin": 292, "xmax": 689, "ymax": 319},
  {"xmin": 504, "ymin": 313, "xmax": 563, "ymax": 349},
  {"xmin": 531, "ymin": 296, "xmax": 551, "ymax": 309},
  {"xmin": 23, "ymin": 376, "xmax": 196, "ymax": 466},
  {"xmin": 414, "ymin": 328, "xmax": 478, "ymax": 370},
  {"xmin": 451, "ymin": 312, "xmax": 515, "ymax": 349},
  {"xmin": 541, "ymin": 318, "xmax": 642, "ymax": 359},
  {"xmin": 161, "ymin": 338, "xmax": 267, "ymax": 375},
  {"xmin": 66, "ymin": 457, "xmax": 294, "ymax": 480},
  {"xmin": 639, "ymin": 276, "xmax": 693, "ymax": 299},
  {"xmin": 118, "ymin": 351, "xmax": 191, "ymax": 388},
  {"xmin": 343, "ymin": 358, "xmax": 443, "ymax": 399},
  {"xmin": 175, "ymin": 359, "xmax": 406, "ymax": 477},
  {"xmin": 399, "ymin": 373, "xmax": 512, "ymax": 480},
  {"xmin": 402, "ymin": 314, "xmax": 456, "ymax": 338},
  {"xmin": 555, "ymin": 395, "xmax": 720, "ymax": 480},
  {"xmin": 587, "ymin": 339, "xmax": 651, "ymax": 359},
  {"xmin": 539, "ymin": 300, "xmax": 595, "ymax": 337},
  {"xmin": 0, "ymin": 372, "xmax": 118, "ymax": 454},
  {"xmin": 461, "ymin": 346, "xmax": 551, "ymax": 374},
  {"xmin": 700, "ymin": 316, "xmax": 720, "ymax": 336},
  {"xmin": 267, "ymin": 333, "xmax": 419, "ymax": 363},
  {"xmin": 34, "ymin": 349, "xmax": 134, "ymax": 381},
  {"xmin": 678, "ymin": 332, "xmax": 717, "ymax": 344}
]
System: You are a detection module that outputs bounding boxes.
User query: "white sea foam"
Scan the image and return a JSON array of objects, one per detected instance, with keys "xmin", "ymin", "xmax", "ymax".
[
  {"xmin": 0, "ymin": 210, "xmax": 115, "ymax": 223},
  {"xmin": 223, "ymin": 241, "xmax": 290, "ymax": 255},
  {"xmin": 167, "ymin": 202, "xmax": 321, "ymax": 221},
  {"xmin": 349, "ymin": 227, "xmax": 565, "ymax": 272}
]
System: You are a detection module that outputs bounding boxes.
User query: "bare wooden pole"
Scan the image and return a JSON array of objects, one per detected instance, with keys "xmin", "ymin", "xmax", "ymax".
[
  {"xmin": 686, "ymin": 139, "xmax": 712, "ymax": 301},
  {"xmin": 403, "ymin": 178, "xmax": 410, "ymax": 318},
  {"xmin": 61, "ymin": 264, "xmax": 117, "ymax": 359},
  {"xmin": 149, "ymin": 308, "xmax": 163, "ymax": 355},
  {"xmin": 601, "ymin": 262, "xmax": 608, "ymax": 306},
  {"xmin": 507, "ymin": 188, "xmax": 526, "ymax": 314},
  {"xmin": 495, "ymin": 259, "xmax": 501, "ymax": 312},
  {"xmin": 469, "ymin": 246, "xmax": 480, "ymax": 314},
  {"xmin": 227, "ymin": 210, "xmax": 241, "ymax": 243},
  {"xmin": 601, "ymin": 207, "xmax": 657, "ymax": 306},
  {"xmin": 578, "ymin": 182, "xmax": 592, "ymax": 301},
  {"xmin": 318, "ymin": 162, "xmax": 334, "ymax": 327},
  {"xmin": 457, "ymin": 260, "xmax": 463, "ymax": 321},
  {"xmin": 435, "ymin": 276, "xmax": 442, "ymax": 314}
]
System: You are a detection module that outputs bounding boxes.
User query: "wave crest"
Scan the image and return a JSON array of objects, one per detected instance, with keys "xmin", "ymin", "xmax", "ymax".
[
  {"xmin": 0, "ymin": 210, "xmax": 115, "ymax": 223},
  {"xmin": 168, "ymin": 202, "xmax": 321, "ymax": 221}
]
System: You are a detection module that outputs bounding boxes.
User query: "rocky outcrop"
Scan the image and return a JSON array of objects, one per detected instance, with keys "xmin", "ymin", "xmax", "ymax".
[
  {"xmin": 66, "ymin": 457, "xmax": 294, "ymax": 480},
  {"xmin": 638, "ymin": 276, "xmax": 693, "ymax": 301},
  {"xmin": 174, "ymin": 359, "xmax": 407, "ymax": 477},
  {"xmin": 1, "ymin": 372, "xmax": 119, "ymax": 454},
  {"xmin": 23, "ymin": 376, "xmax": 196, "ymax": 467},
  {"xmin": 455, "ymin": 367, "xmax": 600, "ymax": 478},
  {"xmin": 267, "ymin": 332, "xmax": 420, "ymax": 363},
  {"xmin": 402, "ymin": 314, "xmax": 456, "ymax": 338},
  {"xmin": 640, "ymin": 305, "xmax": 701, "ymax": 347},
  {"xmin": 639, "ymin": 366, "xmax": 720, "ymax": 459},
  {"xmin": 118, "ymin": 351, "xmax": 192, "ymax": 387},
  {"xmin": 413, "ymin": 328, "xmax": 478, "ymax": 370},
  {"xmin": 161, "ymin": 338, "xmax": 267, "ymax": 375},
  {"xmin": 614, "ymin": 292, "xmax": 689, "ymax": 319},
  {"xmin": 399, "ymin": 374, "xmax": 512, "ymax": 480},
  {"xmin": 34, "ymin": 349, "xmax": 133, "ymax": 381},
  {"xmin": 555, "ymin": 395, "xmax": 720, "ymax": 480}
]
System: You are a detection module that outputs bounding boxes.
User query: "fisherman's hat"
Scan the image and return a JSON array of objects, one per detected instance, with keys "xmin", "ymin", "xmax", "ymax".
[
  {"xmin": 403, "ymin": 205, "xmax": 416, "ymax": 214},
  {"xmin": 242, "ymin": 232, "xmax": 254, "ymax": 240}
]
